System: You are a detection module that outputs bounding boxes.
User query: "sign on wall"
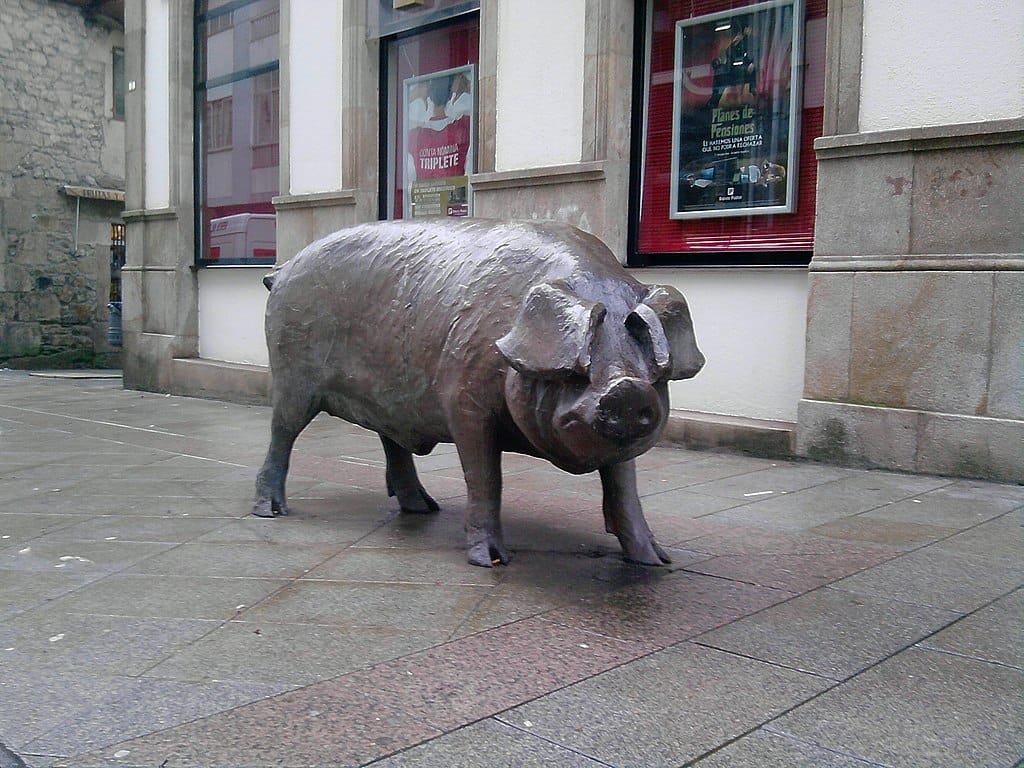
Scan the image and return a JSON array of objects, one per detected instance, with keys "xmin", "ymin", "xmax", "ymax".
[
  {"xmin": 402, "ymin": 64, "xmax": 475, "ymax": 218},
  {"xmin": 670, "ymin": 0, "xmax": 803, "ymax": 220}
]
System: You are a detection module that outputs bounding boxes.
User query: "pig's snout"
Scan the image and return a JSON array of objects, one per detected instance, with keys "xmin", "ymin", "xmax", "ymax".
[{"xmin": 592, "ymin": 377, "xmax": 662, "ymax": 442}]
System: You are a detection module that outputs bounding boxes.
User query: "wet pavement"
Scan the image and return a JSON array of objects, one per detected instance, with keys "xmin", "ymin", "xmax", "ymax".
[{"xmin": 0, "ymin": 370, "xmax": 1020, "ymax": 767}]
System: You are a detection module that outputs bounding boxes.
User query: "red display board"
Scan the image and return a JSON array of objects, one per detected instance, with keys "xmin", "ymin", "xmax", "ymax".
[{"xmin": 637, "ymin": 0, "xmax": 826, "ymax": 259}]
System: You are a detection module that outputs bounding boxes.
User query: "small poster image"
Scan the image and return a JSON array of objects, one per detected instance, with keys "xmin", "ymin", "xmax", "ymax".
[
  {"xmin": 403, "ymin": 65, "xmax": 475, "ymax": 219},
  {"xmin": 670, "ymin": 0, "xmax": 803, "ymax": 220}
]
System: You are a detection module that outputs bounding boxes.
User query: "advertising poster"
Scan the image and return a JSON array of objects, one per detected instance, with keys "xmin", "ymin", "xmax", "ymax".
[
  {"xmin": 670, "ymin": 0, "xmax": 803, "ymax": 219},
  {"xmin": 403, "ymin": 64, "xmax": 475, "ymax": 218}
]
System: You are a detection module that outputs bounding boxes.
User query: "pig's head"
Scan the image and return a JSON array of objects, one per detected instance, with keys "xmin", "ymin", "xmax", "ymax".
[{"xmin": 496, "ymin": 280, "xmax": 704, "ymax": 474}]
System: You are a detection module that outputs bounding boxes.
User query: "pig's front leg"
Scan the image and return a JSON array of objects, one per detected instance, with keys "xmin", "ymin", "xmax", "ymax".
[
  {"xmin": 599, "ymin": 460, "xmax": 671, "ymax": 565},
  {"xmin": 454, "ymin": 422, "xmax": 511, "ymax": 567}
]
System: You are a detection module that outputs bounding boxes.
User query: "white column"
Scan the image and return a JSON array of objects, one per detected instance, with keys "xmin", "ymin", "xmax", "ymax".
[
  {"xmin": 143, "ymin": 0, "xmax": 171, "ymax": 209},
  {"xmin": 494, "ymin": 0, "xmax": 587, "ymax": 170}
]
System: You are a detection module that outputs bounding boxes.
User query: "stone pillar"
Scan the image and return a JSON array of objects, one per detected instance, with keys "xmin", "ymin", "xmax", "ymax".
[
  {"xmin": 122, "ymin": 0, "xmax": 199, "ymax": 392},
  {"xmin": 798, "ymin": 119, "xmax": 1024, "ymax": 482}
]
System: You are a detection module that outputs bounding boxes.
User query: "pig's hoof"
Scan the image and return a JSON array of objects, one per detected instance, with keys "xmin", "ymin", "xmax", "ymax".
[
  {"xmin": 466, "ymin": 537, "xmax": 512, "ymax": 568},
  {"xmin": 622, "ymin": 538, "xmax": 671, "ymax": 566},
  {"xmin": 252, "ymin": 496, "xmax": 289, "ymax": 518},
  {"xmin": 400, "ymin": 487, "xmax": 440, "ymax": 515}
]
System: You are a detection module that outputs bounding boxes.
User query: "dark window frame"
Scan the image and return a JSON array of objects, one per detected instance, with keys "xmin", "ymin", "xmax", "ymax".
[
  {"xmin": 193, "ymin": 0, "xmax": 281, "ymax": 267},
  {"xmin": 376, "ymin": 13, "xmax": 481, "ymax": 222}
]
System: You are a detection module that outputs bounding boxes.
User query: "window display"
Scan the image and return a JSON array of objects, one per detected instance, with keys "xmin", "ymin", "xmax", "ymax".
[{"xmin": 670, "ymin": 1, "xmax": 802, "ymax": 219}]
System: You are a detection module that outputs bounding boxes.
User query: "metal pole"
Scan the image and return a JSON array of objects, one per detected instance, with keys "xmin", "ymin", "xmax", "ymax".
[{"xmin": 73, "ymin": 196, "xmax": 81, "ymax": 253}]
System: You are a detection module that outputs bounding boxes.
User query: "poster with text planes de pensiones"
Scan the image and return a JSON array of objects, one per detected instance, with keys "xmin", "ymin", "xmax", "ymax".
[{"xmin": 671, "ymin": 0, "xmax": 803, "ymax": 220}]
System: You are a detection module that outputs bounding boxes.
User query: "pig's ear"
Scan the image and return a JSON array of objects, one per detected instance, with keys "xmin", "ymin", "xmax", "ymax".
[
  {"xmin": 631, "ymin": 284, "xmax": 705, "ymax": 380},
  {"xmin": 496, "ymin": 282, "xmax": 606, "ymax": 378}
]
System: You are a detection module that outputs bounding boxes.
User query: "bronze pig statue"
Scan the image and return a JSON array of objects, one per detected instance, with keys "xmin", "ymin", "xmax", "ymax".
[{"xmin": 254, "ymin": 219, "xmax": 704, "ymax": 567}]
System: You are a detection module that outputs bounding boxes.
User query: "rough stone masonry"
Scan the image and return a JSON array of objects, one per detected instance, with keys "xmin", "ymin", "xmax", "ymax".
[{"xmin": 0, "ymin": 0, "xmax": 125, "ymax": 368}]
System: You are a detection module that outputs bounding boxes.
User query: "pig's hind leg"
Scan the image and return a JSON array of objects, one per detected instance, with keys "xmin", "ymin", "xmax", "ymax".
[
  {"xmin": 380, "ymin": 435, "xmax": 439, "ymax": 514},
  {"xmin": 254, "ymin": 385, "xmax": 320, "ymax": 518},
  {"xmin": 599, "ymin": 460, "xmax": 671, "ymax": 565}
]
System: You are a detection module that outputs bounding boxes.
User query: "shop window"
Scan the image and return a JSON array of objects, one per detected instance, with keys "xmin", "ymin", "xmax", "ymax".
[
  {"xmin": 630, "ymin": 0, "xmax": 827, "ymax": 266},
  {"xmin": 194, "ymin": 0, "xmax": 279, "ymax": 265},
  {"xmin": 381, "ymin": 11, "xmax": 479, "ymax": 220}
]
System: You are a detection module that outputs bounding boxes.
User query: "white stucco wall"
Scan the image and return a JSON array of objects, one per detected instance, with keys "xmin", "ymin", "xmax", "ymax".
[
  {"xmin": 635, "ymin": 269, "xmax": 809, "ymax": 423},
  {"xmin": 287, "ymin": 0, "xmax": 343, "ymax": 193},
  {"xmin": 143, "ymin": 0, "xmax": 170, "ymax": 209},
  {"xmin": 494, "ymin": 0, "xmax": 586, "ymax": 170},
  {"xmin": 198, "ymin": 269, "xmax": 270, "ymax": 366},
  {"xmin": 859, "ymin": 0, "xmax": 1024, "ymax": 131}
]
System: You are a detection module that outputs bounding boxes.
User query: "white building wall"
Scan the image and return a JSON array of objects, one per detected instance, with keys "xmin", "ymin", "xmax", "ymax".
[
  {"xmin": 494, "ymin": 0, "xmax": 587, "ymax": 170},
  {"xmin": 288, "ymin": 0, "xmax": 343, "ymax": 193},
  {"xmin": 198, "ymin": 269, "xmax": 270, "ymax": 365},
  {"xmin": 859, "ymin": 0, "xmax": 1024, "ymax": 131},
  {"xmin": 636, "ymin": 269, "xmax": 809, "ymax": 423},
  {"xmin": 143, "ymin": 0, "xmax": 170, "ymax": 208}
]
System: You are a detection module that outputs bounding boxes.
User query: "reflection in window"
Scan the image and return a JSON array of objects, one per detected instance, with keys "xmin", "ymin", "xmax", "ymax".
[
  {"xmin": 206, "ymin": 97, "xmax": 233, "ymax": 151},
  {"xmin": 252, "ymin": 71, "xmax": 279, "ymax": 169}
]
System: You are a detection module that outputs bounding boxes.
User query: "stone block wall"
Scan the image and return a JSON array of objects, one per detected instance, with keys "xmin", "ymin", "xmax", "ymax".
[
  {"xmin": 0, "ymin": 0, "xmax": 125, "ymax": 368},
  {"xmin": 798, "ymin": 123, "xmax": 1024, "ymax": 483}
]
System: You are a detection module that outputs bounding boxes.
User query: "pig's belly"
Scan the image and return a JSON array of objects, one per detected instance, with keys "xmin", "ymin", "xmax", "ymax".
[{"xmin": 318, "ymin": 371, "xmax": 453, "ymax": 455}]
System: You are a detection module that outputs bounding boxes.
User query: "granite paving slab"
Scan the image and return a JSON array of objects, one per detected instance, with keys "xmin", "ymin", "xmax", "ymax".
[
  {"xmin": 0, "ymin": 666, "xmax": 132, "ymax": 752},
  {"xmin": 694, "ymin": 586, "xmax": 960, "ymax": 679},
  {"xmin": 500, "ymin": 644, "xmax": 831, "ymax": 768},
  {"xmin": 55, "ymin": 676, "xmax": 444, "ymax": 768},
  {"xmin": 917, "ymin": 588, "xmax": 1023, "ymax": 669},
  {"xmin": 351, "ymin": 616, "xmax": 654, "ymax": 731},
  {"xmin": 0, "ymin": 571, "xmax": 100, "ymax": 622},
  {"xmin": 42, "ymin": 574, "xmax": 290, "ymax": 621},
  {"xmin": 707, "ymin": 471, "xmax": 954, "ymax": 531},
  {"xmin": 681, "ymin": 462, "xmax": 854, "ymax": 500},
  {"xmin": 689, "ymin": 729, "xmax": 884, "ymax": 767},
  {"xmin": 931, "ymin": 509, "xmax": 1022, "ymax": 563},
  {"xmin": 366, "ymin": 718, "xmax": 607, "ymax": 767},
  {"xmin": 831, "ymin": 542, "xmax": 1024, "ymax": 613},
  {"xmin": 859, "ymin": 481, "xmax": 1023, "ymax": 528},
  {"xmin": 141, "ymin": 621, "xmax": 449, "ymax": 687},
  {"xmin": 125, "ymin": 540, "xmax": 345, "ymax": 579},
  {"xmin": 38, "ymin": 514, "xmax": 233, "ymax": 543},
  {"xmin": 543, "ymin": 569, "xmax": 794, "ymax": 645},
  {"xmin": 235, "ymin": 580, "xmax": 490, "ymax": 633},
  {"xmin": 0, "ymin": 610, "xmax": 219, "ymax": 677},
  {"xmin": 769, "ymin": 646, "xmax": 1024, "ymax": 767},
  {"xmin": 0, "ymin": 539, "xmax": 177, "ymax": 576},
  {"xmin": 685, "ymin": 547, "xmax": 898, "ymax": 592},
  {"xmin": 809, "ymin": 516, "xmax": 961, "ymax": 548},
  {"xmin": 22, "ymin": 677, "xmax": 293, "ymax": 761}
]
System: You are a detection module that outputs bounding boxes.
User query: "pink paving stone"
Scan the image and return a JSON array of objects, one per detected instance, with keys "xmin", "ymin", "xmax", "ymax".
[
  {"xmin": 544, "ymin": 571, "xmax": 794, "ymax": 645},
  {"xmin": 355, "ymin": 615, "xmax": 655, "ymax": 731}
]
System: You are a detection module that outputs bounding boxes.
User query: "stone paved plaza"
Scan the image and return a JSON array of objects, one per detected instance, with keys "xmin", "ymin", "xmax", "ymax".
[{"xmin": 0, "ymin": 370, "xmax": 1020, "ymax": 767}]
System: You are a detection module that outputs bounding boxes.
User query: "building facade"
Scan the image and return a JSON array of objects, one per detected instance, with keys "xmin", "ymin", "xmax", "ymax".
[
  {"xmin": 0, "ymin": 0, "xmax": 126, "ymax": 368},
  {"xmin": 123, "ymin": 0, "xmax": 1023, "ymax": 482}
]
